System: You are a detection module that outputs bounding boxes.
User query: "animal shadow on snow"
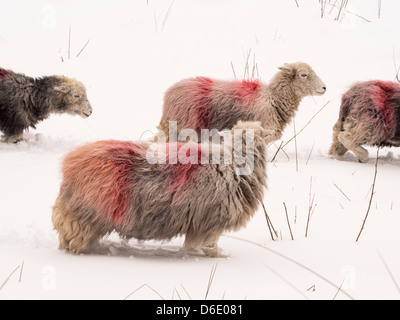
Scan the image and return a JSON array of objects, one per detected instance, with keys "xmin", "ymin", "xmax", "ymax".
[
  {"xmin": 77, "ymin": 238, "xmax": 230, "ymax": 260},
  {"xmin": 332, "ymin": 147, "xmax": 400, "ymax": 167},
  {"xmin": 0, "ymin": 132, "xmax": 84, "ymax": 154}
]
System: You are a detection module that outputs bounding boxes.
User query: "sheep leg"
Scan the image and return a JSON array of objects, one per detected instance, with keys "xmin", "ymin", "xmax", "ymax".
[
  {"xmin": 337, "ymin": 130, "xmax": 369, "ymax": 163},
  {"xmin": 328, "ymin": 120, "xmax": 348, "ymax": 156},
  {"xmin": 183, "ymin": 231, "xmax": 220, "ymax": 257},
  {"xmin": 1, "ymin": 132, "xmax": 24, "ymax": 143},
  {"xmin": 200, "ymin": 234, "xmax": 220, "ymax": 258},
  {"xmin": 52, "ymin": 195, "xmax": 107, "ymax": 254}
]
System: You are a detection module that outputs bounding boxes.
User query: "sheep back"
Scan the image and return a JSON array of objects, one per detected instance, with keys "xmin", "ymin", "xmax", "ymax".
[{"xmin": 160, "ymin": 77, "xmax": 264, "ymax": 137}]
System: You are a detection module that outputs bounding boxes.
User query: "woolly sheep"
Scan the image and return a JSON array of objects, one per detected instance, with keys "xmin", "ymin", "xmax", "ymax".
[
  {"xmin": 0, "ymin": 67, "xmax": 92, "ymax": 143},
  {"xmin": 52, "ymin": 121, "xmax": 273, "ymax": 256},
  {"xmin": 329, "ymin": 80, "xmax": 400, "ymax": 162},
  {"xmin": 157, "ymin": 62, "xmax": 326, "ymax": 142}
]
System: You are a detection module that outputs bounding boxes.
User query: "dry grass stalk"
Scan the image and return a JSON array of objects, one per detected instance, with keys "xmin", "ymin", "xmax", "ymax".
[
  {"xmin": 265, "ymin": 264, "xmax": 309, "ymax": 299},
  {"xmin": 333, "ymin": 182, "xmax": 351, "ymax": 202},
  {"xmin": 332, "ymin": 278, "xmax": 345, "ymax": 300},
  {"xmin": 224, "ymin": 234, "xmax": 355, "ymax": 300},
  {"xmin": 377, "ymin": 250, "xmax": 400, "ymax": 295},
  {"xmin": 305, "ymin": 177, "xmax": 316, "ymax": 237},
  {"xmin": 378, "ymin": 0, "xmax": 382, "ymax": 19},
  {"xmin": 180, "ymin": 283, "xmax": 192, "ymax": 300},
  {"xmin": 124, "ymin": 283, "xmax": 165, "ymax": 300},
  {"xmin": 68, "ymin": 24, "xmax": 71, "ymax": 60},
  {"xmin": 293, "ymin": 119, "xmax": 299, "ymax": 171},
  {"xmin": 172, "ymin": 287, "xmax": 182, "ymax": 300},
  {"xmin": 261, "ymin": 201, "xmax": 277, "ymax": 240},
  {"xmin": 18, "ymin": 259, "xmax": 24, "ymax": 283},
  {"xmin": 161, "ymin": 0, "xmax": 175, "ymax": 31},
  {"xmin": 243, "ymin": 48, "xmax": 251, "ymax": 79},
  {"xmin": 283, "ymin": 101, "xmax": 330, "ymax": 150},
  {"xmin": 230, "ymin": 61, "xmax": 237, "ymax": 79},
  {"xmin": 356, "ymin": 147, "xmax": 380, "ymax": 242},
  {"xmin": 76, "ymin": 39, "xmax": 90, "ymax": 58},
  {"xmin": 270, "ymin": 141, "xmax": 284, "ymax": 162},
  {"xmin": 335, "ymin": 0, "xmax": 349, "ymax": 21},
  {"xmin": 393, "ymin": 46, "xmax": 400, "ymax": 82},
  {"xmin": 0, "ymin": 265, "xmax": 20, "ymax": 291},
  {"xmin": 283, "ymin": 202, "xmax": 294, "ymax": 240},
  {"xmin": 205, "ymin": 263, "xmax": 218, "ymax": 300},
  {"xmin": 305, "ymin": 141, "xmax": 315, "ymax": 165}
]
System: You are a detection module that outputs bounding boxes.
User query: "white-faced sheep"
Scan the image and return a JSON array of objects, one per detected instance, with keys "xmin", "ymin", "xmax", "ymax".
[
  {"xmin": 329, "ymin": 80, "xmax": 400, "ymax": 162},
  {"xmin": 0, "ymin": 67, "xmax": 92, "ymax": 143},
  {"xmin": 157, "ymin": 62, "xmax": 326, "ymax": 142},
  {"xmin": 52, "ymin": 121, "xmax": 273, "ymax": 257}
]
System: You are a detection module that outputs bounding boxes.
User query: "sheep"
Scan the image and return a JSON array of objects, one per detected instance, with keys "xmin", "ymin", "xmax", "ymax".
[
  {"xmin": 329, "ymin": 80, "xmax": 400, "ymax": 162},
  {"xmin": 52, "ymin": 121, "xmax": 273, "ymax": 257},
  {"xmin": 156, "ymin": 62, "xmax": 326, "ymax": 142},
  {"xmin": 0, "ymin": 67, "xmax": 92, "ymax": 143}
]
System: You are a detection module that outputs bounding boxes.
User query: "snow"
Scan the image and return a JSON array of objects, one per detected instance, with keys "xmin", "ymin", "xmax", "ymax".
[{"xmin": 1, "ymin": 0, "xmax": 400, "ymax": 300}]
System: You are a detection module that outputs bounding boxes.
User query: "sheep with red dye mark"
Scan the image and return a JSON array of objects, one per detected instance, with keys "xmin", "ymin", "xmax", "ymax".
[
  {"xmin": 52, "ymin": 121, "xmax": 273, "ymax": 256},
  {"xmin": 157, "ymin": 62, "xmax": 326, "ymax": 142},
  {"xmin": 0, "ymin": 67, "xmax": 92, "ymax": 143},
  {"xmin": 329, "ymin": 80, "xmax": 400, "ymax": 162}
]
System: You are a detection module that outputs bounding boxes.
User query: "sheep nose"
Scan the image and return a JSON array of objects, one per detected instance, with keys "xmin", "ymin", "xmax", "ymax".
[{"xmin": 322, "ymin": 86, "xmax": 326, "ymax": 91}]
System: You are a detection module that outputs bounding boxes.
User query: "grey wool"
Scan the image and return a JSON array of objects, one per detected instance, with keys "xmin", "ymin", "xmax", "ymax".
[
  {"xmin": 52, "ymin": 121, "xmax": 273, "ymax": 256},
  {"xmin": 0, "ymin": 67, "xmax": 92, "ymax": 143},
  {"xmin": 157, "ymin": 62, "xmax": 326, "ymax": 142},
  {"xmin": 329, "ymin": 80, "xmax": 400, "ymax": 162}
]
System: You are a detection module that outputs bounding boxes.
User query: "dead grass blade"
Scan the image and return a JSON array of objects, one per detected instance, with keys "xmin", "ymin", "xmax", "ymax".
[
  {"xmin": 264, "ymin": 264, "xmax": 309, "ymax": 300},
  {"xmin": 283, "ymin": 202, "xmax": 294, "ymax": 240},
  {"xmin": 224, "ymin": 234, "xmax": 355, "ymax": 300},
  {"xmin": 356, "ymin": 147, "xmax": 379, "ymax": 242},
  {"xmin": 180, "ymin": 283, "xmax": 192, "ymax": 300},
  {"xmin": 333, "ymin": 182, "xmax": 351, "ymax": 202},
  {"xmin": 76, "ymin": 39, "xmax": 90, "ymax": 58},
  {"xmin": 0, "ymin": 265, "xmax": 20, "ymax": 291},
  {"xmin": 261, "ymin": 201, "xmax": 277, "ymax": 240},
  {"xmin": 377, "ymin": 250, "xmax": 400, "ymax": 295},
  {"xmin": 205, "ymin": 263, "xmax": 218, "ymax": 300},
  {"xmin": 282, "ymin": 101, "xmax": 330, "ymax": 150},
  {"xmin": 124, "ymin": 283, "xmax": 165, "ymax": 300}
]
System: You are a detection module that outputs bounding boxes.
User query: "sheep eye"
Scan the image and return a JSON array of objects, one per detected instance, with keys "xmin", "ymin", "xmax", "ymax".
[
  {"xmin": 74, "ymin": 94, "xmax": 80, "ymax": 98},
  {"xmin": 300, "ymin": 73, "xmax": 308, "ymax": 78}
]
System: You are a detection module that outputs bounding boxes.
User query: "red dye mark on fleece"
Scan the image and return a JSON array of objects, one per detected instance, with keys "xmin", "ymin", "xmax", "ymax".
[
  {"xmin": 165, "ymin": 142, "xmax": 204, "ymax": 197},
  {"xmin": 62, "ymin": 140, "xmax": 140, "ymax": 224},
  {"xmin": 190, "ymin": 77, "xmax": 214, "ymax": 130},
  {"xmin": 235, "ymin": 79, "xmax": 261, "ymax": 104},
  {"xmin": 0, "ymin": 68, "xmax": 9, "ymax": 79},
  {"xmin": 371, "ymin": 81, "xmax": 398, "ymax": 136}
]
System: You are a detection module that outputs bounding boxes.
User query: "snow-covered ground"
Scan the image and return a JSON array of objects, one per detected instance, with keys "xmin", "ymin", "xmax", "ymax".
[{"xmin": 1, "ymin": 0, "xmax": 400, "ymax": 300}]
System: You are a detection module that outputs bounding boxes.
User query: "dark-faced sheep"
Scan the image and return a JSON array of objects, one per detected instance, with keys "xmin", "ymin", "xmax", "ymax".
[
  {"xmin": 157, "ymin": 62, "xmax": 326, "ymax": 142},
  {"xmin": 52, "ymin": 121, "xmax": 273, "ymax": 257},
  {"xmin": 0, "ymin": 67, "xmax": 92, "ymax": 143},
  {"xmin": 329, "ymin": 80, "xmax": 400, "ymax": 162}
]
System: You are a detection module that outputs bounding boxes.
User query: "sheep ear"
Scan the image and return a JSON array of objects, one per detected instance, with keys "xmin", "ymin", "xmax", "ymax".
[
  {"xmin": 278, "ymin": 65, "xmax": 295, "ymax": 77},
  {"xmin": 54, "ymin": 85, "xmax": 70, "ymax": 93}
]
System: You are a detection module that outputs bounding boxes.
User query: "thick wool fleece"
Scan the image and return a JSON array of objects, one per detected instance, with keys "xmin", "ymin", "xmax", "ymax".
[
  {"xmin": 329, "ymin": 80, "xmax": 400, "ymax": 162},
  {"xmin": 157, "ymin": 62, "xmax": 326, "ymax": 142},
  {"xmin": 0, "ymin": 67, "xmax": 92, "ymax": 142},
  {"xmin": 52, "ymin": 121, "xmax": 271, "ymax": 256}
]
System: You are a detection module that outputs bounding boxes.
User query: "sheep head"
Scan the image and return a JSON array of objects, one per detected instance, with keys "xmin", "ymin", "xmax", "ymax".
[
  {"xmin": 278, "ymin": 62, "xmax": 326, "ymax": 98},
  {"xmin": 54, "ymin": 77, "xmax": 93, "ymax": 118}
]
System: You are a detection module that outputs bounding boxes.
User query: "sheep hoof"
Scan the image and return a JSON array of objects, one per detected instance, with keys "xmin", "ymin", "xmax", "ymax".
[
  {"xmin": 202, "ymin": 245, "xmax": 219, "ymax": 258},
  {"xmin": 1, "ymin": 134, "xmax": 24, "ymax": 144}
]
